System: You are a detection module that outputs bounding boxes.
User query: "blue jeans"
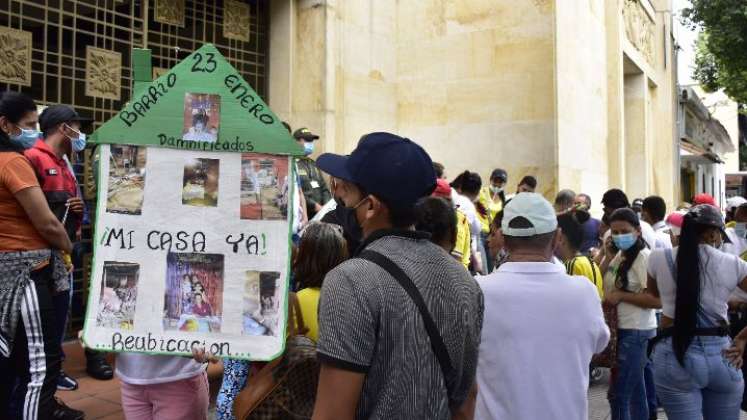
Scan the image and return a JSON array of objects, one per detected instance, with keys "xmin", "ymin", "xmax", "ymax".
[
  {"xmin": 644, "ymin": 358, "xmax": 658, "ymax": 415},
  {"xmin": 653, "ymin": 336, "xmax": 744, "ymax": 420},
  {"xmin": 610, "ymin": 328, "xmax": 657, "ymax": 420}
]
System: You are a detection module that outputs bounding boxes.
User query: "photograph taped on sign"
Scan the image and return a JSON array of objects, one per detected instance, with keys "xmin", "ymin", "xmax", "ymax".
[
  {"xmin": 96, "ymin": 261, "xmax": 140, "ymax": 330},
  {"xmin": 240, "ymin": 153, "xmax": 289, "ymax": 220},
  {"xmin": 182, "ymin": 158, "xmax": 220, "ymax": 207},
  {"xmin": 241, "ymin": 270, "xmax": 282, "ymax": 337},
  {"xmin": 163, "ymin": 252, "xmax": 224, "ymax": 333},
  {"xmin": 183, "ymin": 93, "xmax": 220, "ymax": 142},
  {"xmin": 107, "ymin": 145, "xmax": 147, "ymax": 215}
]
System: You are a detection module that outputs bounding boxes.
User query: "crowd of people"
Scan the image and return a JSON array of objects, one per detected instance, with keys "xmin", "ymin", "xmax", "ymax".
[{"xmin": 3, "ymin": 88, "xmax": 747, "ymax": 420}]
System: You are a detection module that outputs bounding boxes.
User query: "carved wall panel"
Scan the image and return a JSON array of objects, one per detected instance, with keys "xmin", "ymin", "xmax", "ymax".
[
  {"xmin": 155, "ymin": 0, "xmax": 185, "ymax": 27},
  {"xmin": 86, "ymin": 47, "xmax": 122, "ymax": 101},
  {"xmin": 224, "ymin": 0, "xmax": 250, "ymax": 42},
  {"xmin": 0, "ymin": 27, "xmax": 32, "ymax": 86},
  {"xmin": 622, "ymin": 0, "xmax": 655, "ymax": 65}
]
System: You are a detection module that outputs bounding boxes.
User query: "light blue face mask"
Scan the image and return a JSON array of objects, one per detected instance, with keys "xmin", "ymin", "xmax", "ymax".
[
  {"xmin": 72, "ymin": 132, "xmax": 87, "ymax": 152},
  {"xmin": 9, "ymin": 128, "xmax": 40, "ymax": 149},
  {"xmin": 65, "ymin": 125, "xmax": 87, "ymax": 152},
  {"xmin": 612, "ymin": 233, "xmax": 637, "ymax": 251},
  {"xmin": 303, "ymin": 141, "xmax": 314, "ymax": 156},
  {"xmin": 735, "ymin": 222, "xmax": 747, "ymax": 239}
]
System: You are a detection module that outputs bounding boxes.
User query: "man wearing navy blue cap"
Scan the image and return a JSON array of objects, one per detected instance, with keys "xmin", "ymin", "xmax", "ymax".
[{"xmin": 312, "ymin": 132, "xmax": 484, "ymax": 420}]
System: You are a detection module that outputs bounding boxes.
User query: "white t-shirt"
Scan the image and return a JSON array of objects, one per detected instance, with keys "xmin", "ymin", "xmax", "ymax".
[
  {"xmin": 721, "ymin": 228, "xmax": 747, "ymax": 302},
  {"xmin": 116, "ymin": 353, "xmax": 206, "ymax": 385},
  {"xmin": 651, "ymin": 221, "xmax": 673, "ymax": 250},
  {"xmin": 475, "ymin": 262, "xmax": 609, "ymax": 420},
  {"xmin": 648, "ymin": 245, "xmax": 747, "ymax": 323},
  {"xmin": 604, "ymin": 248, "xmax": 657, "ymax": 330}
]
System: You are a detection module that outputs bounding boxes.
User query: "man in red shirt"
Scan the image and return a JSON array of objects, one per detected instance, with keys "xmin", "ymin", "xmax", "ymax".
[{"xmin": 25, "ymin": 105, "xmax": 114, "ymax": 391}]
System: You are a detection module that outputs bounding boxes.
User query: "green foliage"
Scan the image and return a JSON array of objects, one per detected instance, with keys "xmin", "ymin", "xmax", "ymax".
[{"xmin": 682, "ymin": 0, "xmax": 747, "ymax": 105}]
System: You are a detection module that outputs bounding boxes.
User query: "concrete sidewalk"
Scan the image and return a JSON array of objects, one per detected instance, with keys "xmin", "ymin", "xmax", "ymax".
[
  {"xmin": 53, "ymin": 345, "xmax": 747, "ymax": 420},
  {"xmin": 55, "ymin": 341, "xmax": 223, "ymax": 420},
  {"xmin": 55, "ymin": 342, "xmax": 123, "ymax": 420}
]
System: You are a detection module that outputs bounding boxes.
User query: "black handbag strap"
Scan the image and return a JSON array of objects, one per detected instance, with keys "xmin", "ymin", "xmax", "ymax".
[{"xmin": 359, "ymin": 250, "xmax": 455, "ymax": 393}]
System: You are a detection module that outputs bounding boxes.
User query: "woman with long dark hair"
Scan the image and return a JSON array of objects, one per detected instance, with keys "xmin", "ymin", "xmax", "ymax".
[
  {"xmin": 599, "ymin": 208, "xmax": 660, "ymax": 420},
  {"xmin": 0, "ymin": 91, "xmax": 76, "ymax": 419},
  {"xmin": 647, "ymin": 204, "xmax": 747, "ymax": 419}
]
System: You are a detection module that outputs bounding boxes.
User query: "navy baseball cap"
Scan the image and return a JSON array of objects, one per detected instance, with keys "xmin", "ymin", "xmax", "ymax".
[
  {"xmin": 39, "ymin": 105, "xmax": 91, "ymax": 134},
  {"xmin": 316, "ymin": 132, "xmax": 436, "ymax": 209}
]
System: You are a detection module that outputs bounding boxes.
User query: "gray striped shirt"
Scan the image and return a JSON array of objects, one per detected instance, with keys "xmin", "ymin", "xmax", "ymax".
[{"xmin": 317, "ymin": 230, "xmax": 484, "ymax": 419}]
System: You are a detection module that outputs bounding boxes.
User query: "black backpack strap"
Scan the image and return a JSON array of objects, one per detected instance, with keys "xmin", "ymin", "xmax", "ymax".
[
  {"xmin": 586, "ymin": 256, "xmax": 598, "ymax": 288},
  {"xmin": 565, "ymin": 258, "xmax": 576, "ymax": 276},
  {"xmin": 359, "ymin": 250, "xmax": 455, "ymax": 393}
]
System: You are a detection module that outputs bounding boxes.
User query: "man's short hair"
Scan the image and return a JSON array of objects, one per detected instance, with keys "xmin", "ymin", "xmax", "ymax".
[
  {"xmin": 504, "ymin": 231, "xmax": 556, "ymax": 251},
  {"xmin": 357, "ymin": 184, "xmax": 418, "ymax": 229},
  {"xmin": 642, "ymin": 196, "xmax": 667, "ymax": 222},
  {"xmin": 518, "ymin": 175, "xmax": 537, "ymax": 189},
  {"xmin": 577, "ymin": 193, "xmax": 592, "ymax": 209},
  {"xmin": 432, "ymin": 162, "xmax": 445, "ymax": 179},
  {"xmin": 602, "ymin": 189, "xmax": 629, "ymax": 210},
  {"xmin": 554, "ymin": 189, "xmax": 576, "ymax": 209}
]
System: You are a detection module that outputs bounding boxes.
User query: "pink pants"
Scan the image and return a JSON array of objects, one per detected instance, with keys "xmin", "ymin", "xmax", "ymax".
[{"xmin": 120, "ymin": 371, "xmax": 209, "ymax": 420}]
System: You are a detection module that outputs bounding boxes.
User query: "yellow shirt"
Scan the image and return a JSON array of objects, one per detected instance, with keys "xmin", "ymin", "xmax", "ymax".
[
  {"xmin": 453, "ymin": 210, "xmax": 471, "ymax": 268},
  {"xmin": 727, "ymin": 221, "xmax": 737, "ymax": 229},
  {"xmin": 565, "ymin": 256, "xmax": 604, "ymax": 298},
  {"xmin": 296, "ymin": 287, "xmax": 320, "ymax": 342},
  {"xmin": 477, "ymin": 186, "xmax": 503, "ymax": 233}
]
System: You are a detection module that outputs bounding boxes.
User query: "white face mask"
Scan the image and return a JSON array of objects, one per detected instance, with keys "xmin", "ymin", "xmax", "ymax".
[
  {"xmin": 490, "ymin": 186, "xmax": 503, "ymax": 194},
  {"xmin": 735, "ymin": 222, "xmax": 747, "ymax": 239}
]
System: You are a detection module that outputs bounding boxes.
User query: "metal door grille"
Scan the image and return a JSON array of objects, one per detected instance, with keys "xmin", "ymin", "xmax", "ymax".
[{"xmin": 0, "ymin": 0, "xmax": 269, "ymax": 339}]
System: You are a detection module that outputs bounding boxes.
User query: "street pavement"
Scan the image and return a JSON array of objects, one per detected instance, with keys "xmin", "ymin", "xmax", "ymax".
[{"xmin": 588, "ymin": 369, "xmax": 747, "ymax": 419}]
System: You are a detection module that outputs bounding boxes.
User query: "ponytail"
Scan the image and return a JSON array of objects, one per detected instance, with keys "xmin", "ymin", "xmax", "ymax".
[{"xmin": 672, "ymin": 213, "xmax": 705, "ymax": 365}]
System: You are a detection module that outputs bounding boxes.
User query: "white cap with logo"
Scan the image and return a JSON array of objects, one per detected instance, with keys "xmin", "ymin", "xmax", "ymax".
[{"xmin": 501, "ymin": 192, "xmax": 558, "ymax": 237}]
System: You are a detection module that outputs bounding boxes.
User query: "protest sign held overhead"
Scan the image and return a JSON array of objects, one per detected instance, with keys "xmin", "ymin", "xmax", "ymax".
[{"xmin": 83, "ymin": 44, "xmax": 303, "ymax": 361}]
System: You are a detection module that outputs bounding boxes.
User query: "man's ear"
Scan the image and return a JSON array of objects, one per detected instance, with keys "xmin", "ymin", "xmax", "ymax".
[
  {"xmin": 367, "ymin": 195, "xmax": 387, "ymax": 222},
  {"xmin": 367, "ymin": 195, "xmax": 381, "ymax": 213},
  {"xmin": 551, "ymin": 229, "xmax": 562, "ymax": 252}
]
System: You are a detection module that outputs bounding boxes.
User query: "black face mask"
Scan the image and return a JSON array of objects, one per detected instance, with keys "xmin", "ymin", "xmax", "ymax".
[{"xmin": 331, "ymin": 199, "xmax": 362, "ymax": 252}]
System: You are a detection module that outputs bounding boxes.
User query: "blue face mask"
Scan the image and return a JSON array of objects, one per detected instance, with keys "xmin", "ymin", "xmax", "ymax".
[
  {"xmin": 303, "ymin": 141, "xmax": 314, "ymax": 156},
  {"xmin": 64, "ymin": 125, "xmax": 87, "ymax": 152},
  {"xmin": 72, "ymin": 132, "xmax": 86, "ymax": 152},
  {"xmin": 612, "ymin": 233, "xmax": 638, "ymax": 251},
  {"xmin": 9, "ymin": 128, "xmax": 39, "ymax": 150}
]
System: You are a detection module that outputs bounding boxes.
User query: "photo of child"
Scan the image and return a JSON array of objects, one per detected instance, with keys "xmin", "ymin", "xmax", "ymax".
[
  {"xmin": 182, "ymin": 158, "xmax": 220, "ymax": 207},
  {"xmin": 106, "ymin": 145, "xmax": 147, "ymax": 215},
  {"xmin": 163, "ymin": 253, "xmax": 224, "ymax": 333},
  {"xmin": 182, "ymin": 93, "xmax": 220, "ymax": 142},
  {"xmin": 240, "ymin": 154, "xmax": 289, "ymax": 220},
  {"xmin": 96, "ymin": 261, "xmax": 140, "ymax": 330},
  {"xmin": 241, "ymin": 271, "xmax": 281, "ymax": 337}
]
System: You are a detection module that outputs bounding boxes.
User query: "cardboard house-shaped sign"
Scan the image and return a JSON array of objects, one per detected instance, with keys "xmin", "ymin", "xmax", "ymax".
[{"xmin": 83, "ymin": 44, "xmax": 303, "ymax": 361}]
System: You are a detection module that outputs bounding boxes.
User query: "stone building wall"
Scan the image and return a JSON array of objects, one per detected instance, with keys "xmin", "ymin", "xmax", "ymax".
[{"xmin": 269, "ymin": 0, "xmax": 677, "ymax": 206}]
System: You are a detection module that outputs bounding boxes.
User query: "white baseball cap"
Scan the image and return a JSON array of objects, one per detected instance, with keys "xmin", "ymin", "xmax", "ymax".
[
  {"xmin": 727, "ymin": 196, "xmax": 747, "ymax": 211},
  {"xmin": 501, "ymin": 192, "xmax": 558, "ymax": 237}
]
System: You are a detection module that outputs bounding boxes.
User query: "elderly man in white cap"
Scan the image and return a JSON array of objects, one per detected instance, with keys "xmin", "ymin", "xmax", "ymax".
[{"xmin": 473, "ymin": 193, "xmax": 610, "ymax": 420}]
